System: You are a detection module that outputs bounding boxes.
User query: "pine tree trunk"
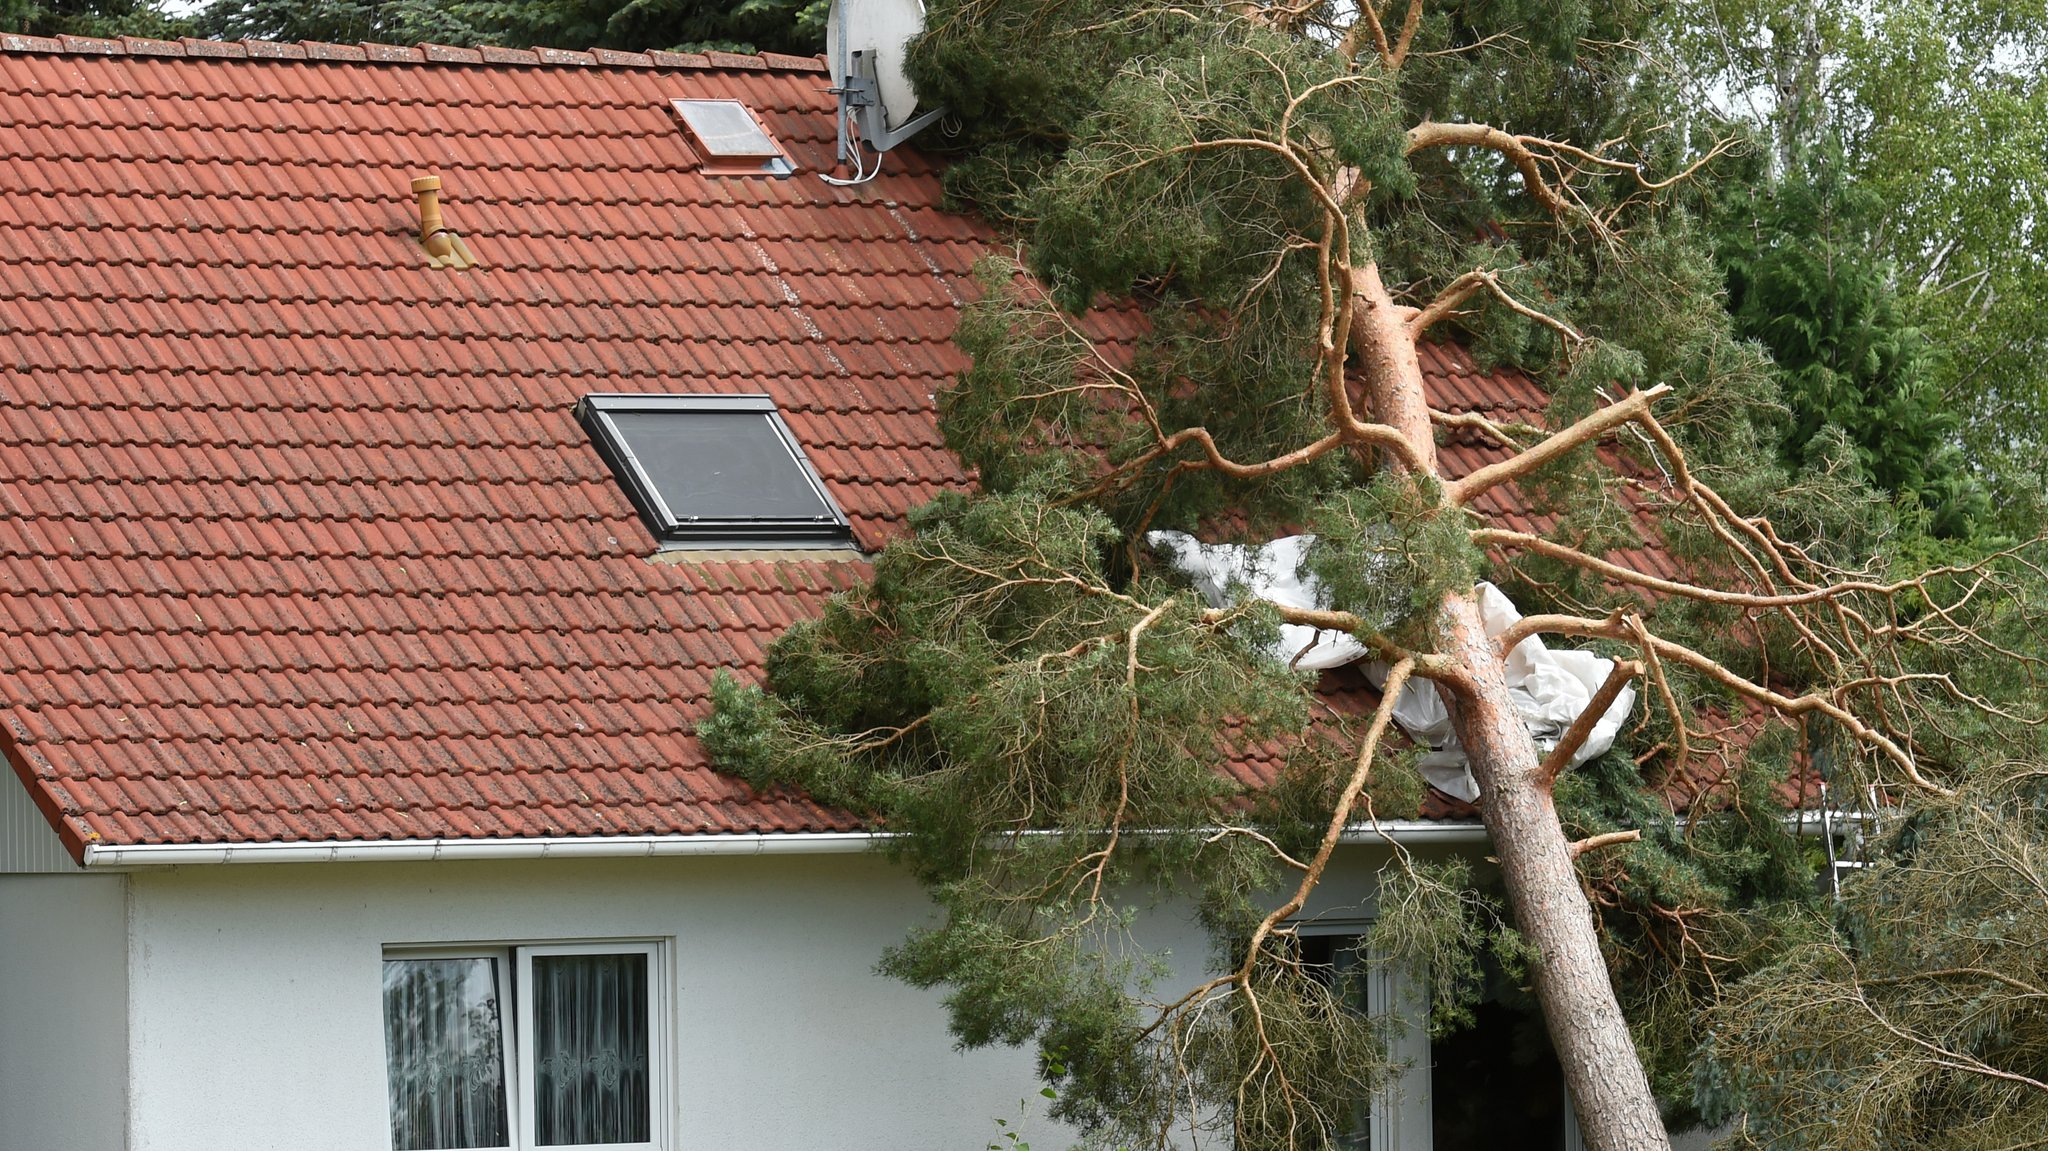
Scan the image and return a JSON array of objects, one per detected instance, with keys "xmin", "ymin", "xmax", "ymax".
[
  {"xmin": 1353, "ymin": 264, "xmax": 1673, "ymax": 1151},
  {"xmin": 1440, "ymin": 610, "xmax": 1674, "ymax": 1150}
]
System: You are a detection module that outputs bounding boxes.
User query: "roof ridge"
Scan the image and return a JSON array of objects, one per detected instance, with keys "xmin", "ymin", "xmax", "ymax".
[{"xmin": 0, "ymin": 31, "xmax": 827, "ymax": 73}]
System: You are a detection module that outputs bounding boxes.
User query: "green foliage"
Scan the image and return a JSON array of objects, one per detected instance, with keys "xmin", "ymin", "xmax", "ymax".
[
  {"xmin": 1555, "ymin": 743, "xmax": 1827, "ymax": 1125},
  {"xmin": 882, "ymin": 896, "xmax": 1158, "ymax": 1129},
  {"xmin": 702, "ymin": 0, "xmax": 2047, "ymax": 1142},
  {"xmin": 191, "ymin": 0, "xmax": 827, "ymax": 53},
  {"xmin": 1665, "ymin": 0, "xmax": 2048, "ymax": 542},
  {"xmin": 1190, "ymin": 953, "xmax": 1395, "ymax": 1151},
  {"xmin": 1366, "ymin": 856, "xmax": 1524, "ymax": 1035},
  {"xmin": 17, "ymin": 0, "xmax": 2040, "ymax": 1136},
  {"xmin": 1303, "ymin": 474, "xmax": 1480, "ymax": 650},
  {"xmin": 1837, "ymin": 0, "xmax": 2048, "ymax": 539},
  {"xmin": 1714, "ymin": 165, "xmax": 1989, "ymax": 539},
  {"xmin": 1548, "ymin": 212, "xmax": 1784, "ymax": 458},
  {"xmin": 193, "ymin": 0, "xmax": 482, "ymax": 46},
  {"xmin": 55, "ymin": 0, "xmax": 828, "ymax": 53},
  {"xmin": 906, "ymin": 0, "xmax": 1190, "ymax": 220},
  {"xmin": 1, "ymin": 0, "xmax": 188, "ymax": 38},
  {"xmin": 1698, "ymin": 771, "xmax": 2048, "ymax": 1149},
  {"xmin": 701, "ymin": 478, "xmax": 1466, "ymax": 1144},
  {"xmin": 1028, "ymin": 36, "xmax": 1411, "ymax": 306},
  {"xmin": 701, "ymin": 486, "xmax": 1314, "ymax": 877},
  {"xmin": 941, "ymin": 260, "xmax": 1133, "ymax": 498}
]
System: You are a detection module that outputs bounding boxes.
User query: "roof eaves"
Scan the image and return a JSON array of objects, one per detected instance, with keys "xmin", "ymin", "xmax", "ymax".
[
  {"xmin": 2, "ymin": 725, "xmax": 90, "ymax": 867},
  {"xmin": 0, "ymin": 32, "xmax": 828, "ymax": 74},
  {"xmin": 77, "ymin": 822, "xmax": 1498, "ymax": 868}
]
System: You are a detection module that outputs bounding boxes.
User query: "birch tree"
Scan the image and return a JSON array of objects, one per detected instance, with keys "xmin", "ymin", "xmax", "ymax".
[
  {"xmin": 1669, "ymin": 0, "xmax": 2048, "ymax": 537},
  {"xmin": 706, "ymin": 2, "xmax": 2046, "ymax": 1147}
]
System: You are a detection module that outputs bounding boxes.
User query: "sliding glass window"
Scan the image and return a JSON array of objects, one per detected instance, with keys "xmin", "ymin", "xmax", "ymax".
[{"xmin": 383, "ymin": 942, "xmax": 665, "ymax": 1151}]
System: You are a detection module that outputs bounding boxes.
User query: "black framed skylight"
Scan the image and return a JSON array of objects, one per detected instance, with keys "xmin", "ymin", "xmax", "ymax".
[
  {"xmin": 578, "ymin": 394, "xmax": 852, "ymax": 548},
  {"xmin": 669, "ymin": 99, "xmax": 796, "ymax": 177}
]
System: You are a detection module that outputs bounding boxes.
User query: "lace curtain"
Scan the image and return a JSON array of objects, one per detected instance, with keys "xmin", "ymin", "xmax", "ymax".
[
  {"xmin": 384, "ymin": 958, "xmax": 510, "ymax": 1151},
  {"xmin": 532, "ymin": 953, "xmax": 650, "ymax": 1145}
]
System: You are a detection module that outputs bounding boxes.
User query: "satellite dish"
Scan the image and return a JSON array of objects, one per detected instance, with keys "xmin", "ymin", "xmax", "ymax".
[
  {"xmin": 826, "ymin": 0, "xmax": 944, "ymax": 158},
  {"xmin": 827, "ymin": 0, "xmax": 925, "ymax": 131}
]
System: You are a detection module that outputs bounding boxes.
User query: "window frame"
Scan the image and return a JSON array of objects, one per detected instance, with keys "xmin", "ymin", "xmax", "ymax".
[
  {"xmin": 668, "ymin": 98, "xmax": 797, "ymax": 177},
  {"xmin": 383, "ymin": 946, "xmax": 519, "ymax": 1151},
  {"xmin": 382, "ymin": 940, "xmax": 672, "ymax": 1151},
  {"xmin": 1291, "ymin": 917, "xmax": 1431, "ymax": 1151},
  {"xmin": 576, "ymin": 393, "xmax": 854, "ymax": 550},
  {"xmin": 516, "ymin": 941, "xmax": 667, "ymax": 1151},
  {"xmin": 1293, "ymin": 917, "xmax": 1588, "ymax": 1151}
]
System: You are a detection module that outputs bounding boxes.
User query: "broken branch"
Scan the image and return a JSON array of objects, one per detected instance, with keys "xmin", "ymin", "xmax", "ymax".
[
  {"xmin": 1539, "ymin": 659, "xmax": 1642, "ymax": 786},
  {"xmin": 1570, "ymin": 829, "xmax": 1642, "ymax": 859},
  {"xmin": 1502, "ymin": 613, "xmax": 1953, "ymax": 796},
  {"xmin": 1471, "ymin": 528, "xmax": 1945, "ymax": 609}
]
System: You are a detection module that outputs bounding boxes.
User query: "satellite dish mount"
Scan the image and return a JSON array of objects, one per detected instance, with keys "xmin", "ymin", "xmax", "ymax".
[
  {"xmin": 827, "ymin": 0, "xmax": 944, "ymax": 166},
  {"xmin": 833, "ymin": 50, "xmax": 944, "ymax": 157}
]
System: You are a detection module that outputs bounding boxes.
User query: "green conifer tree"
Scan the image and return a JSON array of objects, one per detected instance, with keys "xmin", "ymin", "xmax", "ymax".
[
  {"xmin": 703, "ymin": 3, "xmax": 2043, "ymax": 1149},
  {"xmin": 189, "ymin": 0, "xmax": 826, "ymax": 54}
]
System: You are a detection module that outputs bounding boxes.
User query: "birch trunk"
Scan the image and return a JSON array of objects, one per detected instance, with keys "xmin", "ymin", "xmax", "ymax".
[{"xmin": 1352, "ymin": 264, "xmax": 1674, "ymax": 1151}]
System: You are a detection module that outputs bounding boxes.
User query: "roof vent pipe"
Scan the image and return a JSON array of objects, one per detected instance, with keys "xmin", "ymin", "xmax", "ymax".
[{"xmin": 410, "ymin": 174, "xmax": 478, "ymax": 269}]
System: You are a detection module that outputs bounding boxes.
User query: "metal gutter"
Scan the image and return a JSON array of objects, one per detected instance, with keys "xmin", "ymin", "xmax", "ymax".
[
  {"xmin": 81, "ymin": 831, "xmax": 888, "ymax": 868},
  {"xmin": 75, "ymin": 802, "xmax": 1859, "ymax": 864},
  {"xmin": 79, "ymin": 808, "xmax": 1853, "ymax": 868},
  {"xmin": 80, "ymin": 821, "xmax": 1494, "ymax": 868},
  {"xmin": 1337, "ymin": 821, "xmax": 1490, "ymax": 846}
]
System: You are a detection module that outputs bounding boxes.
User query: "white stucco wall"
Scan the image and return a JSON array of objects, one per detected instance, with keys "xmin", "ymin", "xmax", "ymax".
[
  {"xmin": 120, "ymin": 851, "xmax": 1251, "ymax": 1151},
  {"xmin": 51, "ymin": 843, "xmax": 1726, "ymax": 1151},
  {"xmin": 0, "ymin": 873, "xmax": 129, "ymax": 1151}
]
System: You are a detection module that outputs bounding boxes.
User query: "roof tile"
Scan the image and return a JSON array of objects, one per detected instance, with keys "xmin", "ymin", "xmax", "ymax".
[
  {"xmin": 300, "ymin": 40, "xmax": 368, "ymax": 62},
  {"xmin": 646, "ymin": 49, "xmax": 709, "ymax": 70},
  {"xmin": 532, "ymin": 46, "xmax": 595, "ymax": 66},
  {"xmin": 57, "ymin": 34, "xmax": 123, "ymax": 54},
  {"xmin": 0, "ymin": 39, "xmax": 1656, "ymax": 854},
  {"xmin": 0, "ymin": 45, "xmax": 921, "ymax": 853},
  {"xmin": 703, "ymin": 51, "xmax": 769, "ymax": 70},
  {"xmin": 242, "ymin": 39, "xmax": 306, "ymax": 59},
  {"xmin": 589, "ymin": 48, "xmax": 654, "ymax": 68},
  {"xmin": 179, "ymin": 37, "xmax": 246, "ymax": 58},
  {"xmin": 478, "ymin": 44, "xmax": 540, "ymax": 66},
  {"xmin": 758, "ymin": 52, "xmax": 827, "ymax": 72},
  {"xmin": 420, "ymin": 42, "xmax": 484, "ymax": 65},
  {"xmin": 360, "ymin": 42, "xmax": 424, "ymax": 63}
]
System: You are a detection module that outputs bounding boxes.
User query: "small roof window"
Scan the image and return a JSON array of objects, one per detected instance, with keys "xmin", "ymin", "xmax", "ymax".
[
  {"xmin": 579, "ymin": 394, "xmax": 852, "ymax": 549},
  {"xmin": 670, "ymin": 99, "xmax": 796, "ymax": 177}
]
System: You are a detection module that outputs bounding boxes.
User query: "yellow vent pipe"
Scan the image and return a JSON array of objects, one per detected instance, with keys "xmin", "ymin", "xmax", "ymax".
[{"xmin": 410, "ymin": 174, "xmax": 476, "ymax": 269}]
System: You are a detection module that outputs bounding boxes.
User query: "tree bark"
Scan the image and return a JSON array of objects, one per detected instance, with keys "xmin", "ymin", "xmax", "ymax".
[
  {"xmin": 1352, "ymin": 264, "xmax": 1673, "ymax": 1151},
  {"xmin": 1441, "ymin": 617, "xmax": 1674, "ymax": 1150}
]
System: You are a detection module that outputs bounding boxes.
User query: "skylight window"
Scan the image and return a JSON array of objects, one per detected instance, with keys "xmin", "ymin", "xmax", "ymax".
[
  {"xmin": 578, "ymin": 394, "xmax": 852, "ymax": 548},
  {"xmin": 670, "ymin": 99, "xmax": 796, "ymax": 177}
]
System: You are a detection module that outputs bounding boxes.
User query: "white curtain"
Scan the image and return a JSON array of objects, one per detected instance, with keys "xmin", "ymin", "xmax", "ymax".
[
  {"xmin": 532, "ymin": 953, "xmax": 650, "ymax": 1146},
  {"xmin": 384, "ymin": 958, "xmax": 510, "ymax": 1150}
]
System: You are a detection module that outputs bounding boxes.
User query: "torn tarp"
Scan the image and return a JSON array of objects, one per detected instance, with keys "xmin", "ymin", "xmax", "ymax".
[{"xmin": 1148, "ymin": 531, "xmax": 1635, "ymax": 801}]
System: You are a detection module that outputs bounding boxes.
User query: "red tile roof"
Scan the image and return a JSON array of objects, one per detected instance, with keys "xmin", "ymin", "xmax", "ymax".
[{"xmin": 0, "ymin": 35, "xmax": 1653, "ymax": 859}]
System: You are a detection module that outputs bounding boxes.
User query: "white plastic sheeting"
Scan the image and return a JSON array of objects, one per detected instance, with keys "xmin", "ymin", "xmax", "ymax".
[{"xmin": 1148, "ymin": 531, "xmax": 1636, "ymax": 801}]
